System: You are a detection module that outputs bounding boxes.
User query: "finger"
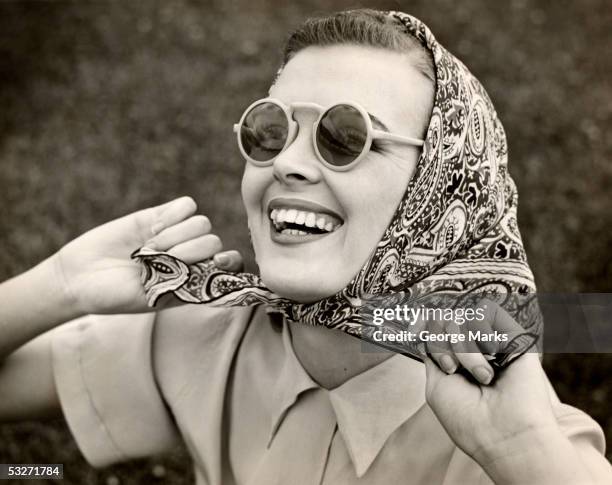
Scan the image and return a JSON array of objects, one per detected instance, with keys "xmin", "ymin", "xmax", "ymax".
[
  {"xmin": 153, "ymin": 196, "xmax": 194, "ymax": 216},
  {"xmin": 425, "ymin": 320, "xmax": 459, "ymax": 374},
  {"xmin": 441, "ymin": 318, "xmax": 494, "ymax": 385},
  {"xmin": 453, "ymin": 350, "xmax": 494, "ymax": 385},
  {"xmin": 145, "ymin": 215, "xmax": 211, "ymax": 251},
  {"xmin": 488, "ymin": 301, "xmax": 525, "ymax": 335},
  {"xmin": 429, "ymin": 349, "xmax": 459, "ymax": 375},
  {"xmin": 151, "ymin": 196, "xmax": 198, "ymax": 236},
  {"xmin": 167, "ymin": 234, "xmax": 223, "ymax": 264},
  {"xmin": 465, "ymin": 316, "xmax": 499, "ymax": 356},
  {"xmin": 129, "ymin": 196, "xmax": 196, "ymax": 242},
  {"xmin": 213, "ymin": 250, "xmax": 244, "ymax": 272}
]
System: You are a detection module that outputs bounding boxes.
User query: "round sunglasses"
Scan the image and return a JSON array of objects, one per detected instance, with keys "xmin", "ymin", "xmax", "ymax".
[{"xmin": 233, "ymin": 98, "xmax": 425, "ymax": 172}]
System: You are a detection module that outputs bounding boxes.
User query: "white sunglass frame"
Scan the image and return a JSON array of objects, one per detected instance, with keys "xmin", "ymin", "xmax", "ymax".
[{"xmin": 233, "ymin": 97, "xmax": 425, "ymax": 172}]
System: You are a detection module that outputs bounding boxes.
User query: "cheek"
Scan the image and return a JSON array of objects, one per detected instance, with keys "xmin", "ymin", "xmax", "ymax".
[
  {"xmin": 349, "ymin": 190, "xmax": 401, "ymax": 257},
  {"xmin": 240, "ymin": 166, "xmax": 269, "ymax": 218},
  {"xmin": 336, "ymin": 159, "xmax": 414, "ymax": 241}
]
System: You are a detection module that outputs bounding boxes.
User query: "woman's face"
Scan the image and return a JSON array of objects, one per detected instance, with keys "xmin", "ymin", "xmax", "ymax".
[{"xmin": 241, "ymin": 44, "xmax": 434, "ymax": 302}]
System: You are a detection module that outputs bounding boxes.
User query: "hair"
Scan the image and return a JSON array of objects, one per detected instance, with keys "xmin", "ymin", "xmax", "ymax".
[{"xmin": 281, "ymin": 9, "xmax": 435, "ymax": 83}]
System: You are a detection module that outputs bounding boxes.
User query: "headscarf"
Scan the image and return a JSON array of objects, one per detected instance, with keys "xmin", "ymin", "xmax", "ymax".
[{"xmin": 132, "ymin": 11, "xmax": 542, "ymax": 368}]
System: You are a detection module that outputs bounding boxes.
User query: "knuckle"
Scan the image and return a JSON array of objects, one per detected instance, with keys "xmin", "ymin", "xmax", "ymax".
[{"xmin": 134, "ymin": 211, "xmax": 154, "ymax": 236}]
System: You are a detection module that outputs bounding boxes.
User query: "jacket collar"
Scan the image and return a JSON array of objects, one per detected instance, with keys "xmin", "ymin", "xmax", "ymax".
[{"xmin": 268, "ymin": 316, "xmax": 427, "ymax": 477}]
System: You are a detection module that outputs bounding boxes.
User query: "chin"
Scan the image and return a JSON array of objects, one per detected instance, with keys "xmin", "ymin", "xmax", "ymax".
[{"xmin": 258, "ymin": 262, "xmax": 343, "ymax": 303}]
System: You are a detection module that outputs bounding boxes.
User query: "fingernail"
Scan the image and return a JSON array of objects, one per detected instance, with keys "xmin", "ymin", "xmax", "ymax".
[
  {"xmin": 440, "ymin": 354, "xmax": 457, "ymax": 374},
  {"xmin": 473, "ymin": 366, "xmax": 493, "ymax": 385},
  {"xmin": 215, "ymin": 254, "xmax": 230, "ymax": 267},
  {"xmin": 151, "ymin": 222, "xmax": 164, "ymax": 235},
  {"xmin": 144, "ymin": 240, "xmax": 157, "ymax": 250}
]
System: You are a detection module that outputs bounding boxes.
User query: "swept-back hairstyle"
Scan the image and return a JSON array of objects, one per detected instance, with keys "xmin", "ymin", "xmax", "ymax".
[{"xmin": 281, "ymin": 9, "xmax": 435, "ymax": 83}]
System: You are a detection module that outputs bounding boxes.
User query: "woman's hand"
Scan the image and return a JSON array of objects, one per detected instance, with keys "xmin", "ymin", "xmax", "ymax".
[
  {"xmin": 54, "ymin": 196, "xmax": 243, "ymax": 316},
  {"xmin": 425, "ymin": 351, "xmax": 556, "ymax": 460},
  {"xmin": 423, "ymin": 304, "xmax": 556, "ymax": 456},
  {"xmin": 422, "ymin": 305, "xmax": 597, "ymax": 484}
]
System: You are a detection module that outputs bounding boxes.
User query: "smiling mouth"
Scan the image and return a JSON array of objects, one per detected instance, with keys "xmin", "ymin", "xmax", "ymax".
[{"xmin": 269, "ymin": 207, "xmax": 343, "ymax": 236}]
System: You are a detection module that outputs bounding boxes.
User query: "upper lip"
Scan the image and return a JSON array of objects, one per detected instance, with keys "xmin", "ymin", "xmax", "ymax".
[{"xmin": 267, "ymin": 197, "xmax": 344, "ymax": 222}]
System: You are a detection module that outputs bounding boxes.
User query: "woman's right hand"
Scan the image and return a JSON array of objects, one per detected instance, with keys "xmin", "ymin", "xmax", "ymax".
[{"xmin": 53, "ymin": 196, "xmax": 243, "ymax": 316}]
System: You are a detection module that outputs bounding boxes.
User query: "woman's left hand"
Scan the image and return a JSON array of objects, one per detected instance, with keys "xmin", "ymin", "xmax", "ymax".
[
  {"xmin": 423, "ymin": 305, "xmax": 612, "ymax": 485},
  {"xmin": 425, "ymin": 351, "xmax": 556, "ymax": 463},
  {"xmin": 423, "ymin": 304, "xmax": 557, "ymax": 465}
]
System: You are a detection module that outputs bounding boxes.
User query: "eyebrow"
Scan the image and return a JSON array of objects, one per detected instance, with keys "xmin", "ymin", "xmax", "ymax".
[{"xmin": 369, "ymin": 113, "xmax": 390, "ymax": 132}]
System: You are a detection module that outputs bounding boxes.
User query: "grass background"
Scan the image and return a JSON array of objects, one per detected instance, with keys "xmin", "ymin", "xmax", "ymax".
[{"xmin": 0, "ymin": 0, "xmax": 610, "ymax": 483}]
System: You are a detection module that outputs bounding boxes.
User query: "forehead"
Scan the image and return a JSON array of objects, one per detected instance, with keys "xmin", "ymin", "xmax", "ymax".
[{"xmin": 269, "ymin": 44, "xmax": 433, "ymax": 135}]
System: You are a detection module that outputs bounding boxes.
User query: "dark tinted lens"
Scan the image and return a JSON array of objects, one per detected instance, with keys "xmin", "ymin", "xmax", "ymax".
[
  {"xmin": 316, "ymin": 104, "xmax": 368, "ymax": 166},
  {"xmin": 240, "ymin": 102, "xmax": 288, "ymax": 162}
]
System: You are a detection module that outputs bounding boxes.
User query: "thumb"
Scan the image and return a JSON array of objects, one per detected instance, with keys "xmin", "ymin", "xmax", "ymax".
[{"xmin": 213, "ymin": 250, "xmax": 244, "ymax": 272}]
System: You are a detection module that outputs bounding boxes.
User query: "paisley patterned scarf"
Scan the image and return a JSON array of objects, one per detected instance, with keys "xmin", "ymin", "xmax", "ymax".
[{"xmin": 132, "ymin": 11, "xmax": 542, "ymax": 368}]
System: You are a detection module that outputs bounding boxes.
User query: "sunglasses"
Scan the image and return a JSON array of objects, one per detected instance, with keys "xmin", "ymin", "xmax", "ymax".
[{"xmin": 233, "ymin": 98, "xmax": 425, "ymax": 171}]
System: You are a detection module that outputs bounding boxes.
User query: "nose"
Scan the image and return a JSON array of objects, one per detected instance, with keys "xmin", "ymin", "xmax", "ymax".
[{"xmin": 272, "ymin": 111, "xmax": 323, "ymax": 186}]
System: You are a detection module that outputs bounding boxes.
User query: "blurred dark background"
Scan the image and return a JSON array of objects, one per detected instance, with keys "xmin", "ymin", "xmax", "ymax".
[{"xmin": 0, "ymin": 0, "xmax": 610, "ymax": 483}]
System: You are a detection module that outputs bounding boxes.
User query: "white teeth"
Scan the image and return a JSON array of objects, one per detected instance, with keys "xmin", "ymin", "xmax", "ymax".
[
  {"xmin": 281, "ymin": 228, "xmax": 308, "ymax": 236},
  {"xmin": 305, "ymin": 212, "xmax": 316, "ymax": 227},
  {"xmin": 269, "ymin": 206, "xmax": 343, "ymax": 234},
  {"xmin": 285, "ymin": 209, "xmax": 298, "ymax": 223}
]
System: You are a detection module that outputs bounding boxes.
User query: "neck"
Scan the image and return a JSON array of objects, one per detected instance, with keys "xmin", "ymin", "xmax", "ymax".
[{"xmin": 288, "ymin": 320, "xmax": 393, "ymax": 390}]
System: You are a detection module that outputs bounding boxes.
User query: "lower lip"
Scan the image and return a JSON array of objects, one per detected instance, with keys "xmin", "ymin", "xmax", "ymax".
[{"xmin": 268, "ymin": 223, "xmax": 341, "ymax": 245}]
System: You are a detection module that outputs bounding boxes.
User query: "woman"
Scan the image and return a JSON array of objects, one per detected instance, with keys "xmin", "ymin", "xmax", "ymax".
[{"xmin": 1, "ymin": 9, "xmax": 610, "ymax": 485}]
